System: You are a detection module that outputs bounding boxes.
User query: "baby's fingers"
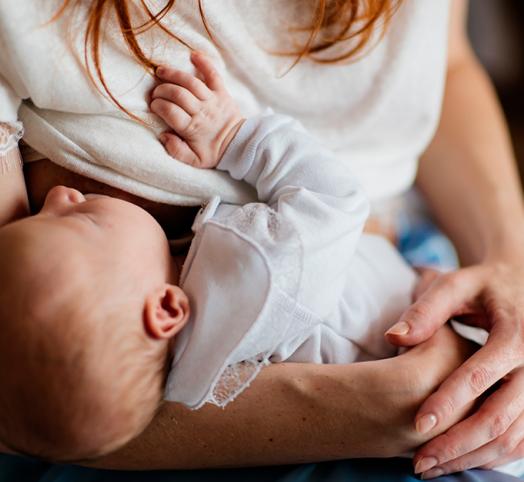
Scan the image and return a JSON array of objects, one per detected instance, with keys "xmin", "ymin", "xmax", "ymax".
[
  {"xmin": 152, "ymin": 84, "xmax": 200, "ymax": 115},
  {"xmin": 155, "ymin": 66, "xmax": 210, "ymax": 100},
  {"xmin": 160, "ymin": 132, "xmax": 200, "ymax": 167},
  {"xmin": 151, "ymin": 99, "xmax": 191, "ymax": 133},
  {"xmin": 190, "ymin": 51, "xmax": 225, "ymax": 91}
]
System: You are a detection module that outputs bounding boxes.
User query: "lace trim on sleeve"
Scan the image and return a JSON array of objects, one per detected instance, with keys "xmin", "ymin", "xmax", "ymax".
[
  {"xmin": 0, "ymin": 121, "xmax": 24, "ymax": 156},
  {"xmin": 198, "ymin": 204, "xmax": 306, "ymax": 408},
  {"xmin": 209, "ymin": 355, "xmax": 270, "ymax": 408}
]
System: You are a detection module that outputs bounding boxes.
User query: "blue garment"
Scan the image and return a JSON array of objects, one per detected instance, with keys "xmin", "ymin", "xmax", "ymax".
[{"xmin": 0, "ymin": 454, "xmax": 521, "ymax": 482}]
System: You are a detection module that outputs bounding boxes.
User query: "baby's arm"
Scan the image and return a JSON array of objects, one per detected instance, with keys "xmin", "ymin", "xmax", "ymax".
[
  {"xmin": 153, "ymin": 53, "xmax": 369, "ymax": 313},
  {"xmin": 0, "ymin": 125, "xmax": 29, "ymax": 226}
]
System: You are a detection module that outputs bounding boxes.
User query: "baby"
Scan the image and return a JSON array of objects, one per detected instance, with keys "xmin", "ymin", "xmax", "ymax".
[{"xmin": 0, "ymin": 52, "xmax": 417, "ymax": 461}]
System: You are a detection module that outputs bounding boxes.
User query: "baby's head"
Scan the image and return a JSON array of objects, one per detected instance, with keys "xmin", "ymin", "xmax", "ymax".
[{"xmin": 0, "ymin": 186, "xmax": 189, "ymax": 462}]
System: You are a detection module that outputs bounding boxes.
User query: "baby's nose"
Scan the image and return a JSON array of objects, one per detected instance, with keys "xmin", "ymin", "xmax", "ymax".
[{"xmin": 44, "ymin": 186, "xmax": 86, "ymax": 210}]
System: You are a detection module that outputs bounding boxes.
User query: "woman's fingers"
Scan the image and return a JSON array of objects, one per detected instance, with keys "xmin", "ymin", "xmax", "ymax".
[
  {"xmin": 159, "ymin": 132, "xmax": 200, "ymax": 166},
  {"xmin": 190, "ymin": 51, "xmax": 225, "ymax": 91},
  {"xmin": 151, "ymin": 84, "xmax": 201, "ymax": 116},
  {"xmin": 150, "ymin": 99, "xmax": 191, "ymax": 133},
  {"xmin": 480, "ymin": 437, "xmax": 524, "ymax": 470},
  {"xmin": 421, "ymin": 409, "xmax": 524, "ymax": 478},
  {"xmin": 385, "ymin": 267, "xmax": 486, "ymax": 346},
  {"xmin": 155, "ymin": 65, "xmax": 210, "ymax": 100},
  {"xmin": 414, "ymin": 369, "xmax": 524, "ymax": 477},
  {"xmin": 412, "ymin": 267, "xmax": 442, "ymax": 302},
  {"xmin": 414, "ymin": 334, "xmax": 516, "ymax": 436}
]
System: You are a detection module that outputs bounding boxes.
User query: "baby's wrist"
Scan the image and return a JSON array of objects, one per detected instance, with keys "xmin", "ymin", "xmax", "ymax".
[{"xmin": 217, "ymin": 118, "xmax": 246, "ymax": 163}]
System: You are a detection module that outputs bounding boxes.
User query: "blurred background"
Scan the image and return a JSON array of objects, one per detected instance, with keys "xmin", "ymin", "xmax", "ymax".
[{"xmin": 468, "ymin": 0, "xmax": 524, "ymax": 175}]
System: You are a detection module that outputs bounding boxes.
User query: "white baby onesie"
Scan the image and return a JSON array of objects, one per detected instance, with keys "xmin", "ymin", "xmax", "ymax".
[{"xmin": 165, "ymin": 113, "xmax": 417, "ymax": 409}]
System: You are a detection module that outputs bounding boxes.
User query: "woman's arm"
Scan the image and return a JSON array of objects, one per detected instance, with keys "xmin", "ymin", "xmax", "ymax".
[
  {"xmin": 386, "ymin": 1, "xmax": 524, "ymax": 477},
  {"xmin": 416, "ymin": 1, "xmax": 524, "ymax": 266},
  {"xmin": 89, "ymin": 326, "xmax": 475, "ymax": 470}
]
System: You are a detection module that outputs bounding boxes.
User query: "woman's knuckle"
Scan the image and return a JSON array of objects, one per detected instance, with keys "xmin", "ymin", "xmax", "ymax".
[
  {"xmin": 446, "ymin": 459, "xmax": 472, "ymax": 473},
  {"xmin": 407, "ymin": 301, "xmax": 431, "ymax": 321},
  {"xmin": 442, "ymin": 443, "xmax": 461, "ymax": 462},
  {"xmin": 489, "ymin": 413, "xmax": 513, "ymax": 439},
  {"xmin": 499, "ymin": 433, "xmax": 519, "ymax": 455},
  {"xmin": 436, "ymin": 271, "xmax": 455, "ymax": 288},
  {"xmin": 468, "ymin": 366, "xmax": 492, "ymax": 395},
  {"xmin": 442, "ymin": 397, "xmax": 456, "ymax": 418}
]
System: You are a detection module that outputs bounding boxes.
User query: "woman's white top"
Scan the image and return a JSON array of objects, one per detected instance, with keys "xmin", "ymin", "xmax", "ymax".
[
  {"xmin": 165, "ymin": 113, "xmax": 416, "ymax": 409},
  {"xmin": 0, "ymin": 0, "xmax": 450, "ymax": 205}
]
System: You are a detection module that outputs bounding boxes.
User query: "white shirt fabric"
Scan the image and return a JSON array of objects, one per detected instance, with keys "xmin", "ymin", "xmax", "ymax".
[
  {"xmin": 0, "ymin": 0, "xmax": 449, "ymax": 204},
  {"xmin": 165, "ymin": 113, "xmax": 417, "ymax": 409}
]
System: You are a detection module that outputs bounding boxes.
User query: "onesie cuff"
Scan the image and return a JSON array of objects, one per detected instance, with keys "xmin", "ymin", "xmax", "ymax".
[{"xmin": 217, "ymin": 116, "xmax": 261, "ymax": 180}]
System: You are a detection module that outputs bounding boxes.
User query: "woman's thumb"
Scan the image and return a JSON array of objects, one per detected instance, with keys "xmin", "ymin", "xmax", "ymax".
[
  {"xmin": 385, "ymin": 298, "xmax": 446, "ymax": 346},
  {"xmin": 385, "ymin": 272, "xmax": 464, "ymax": 346},
  {"xmin": 386, "ymin": 268, "xmax": 486, "ymax": 346}
]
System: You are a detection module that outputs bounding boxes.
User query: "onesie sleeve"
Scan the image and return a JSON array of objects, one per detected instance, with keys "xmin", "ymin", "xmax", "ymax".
[{"xmin": 217, "ymin": 113, "xmax": 370, "ymax": 316}]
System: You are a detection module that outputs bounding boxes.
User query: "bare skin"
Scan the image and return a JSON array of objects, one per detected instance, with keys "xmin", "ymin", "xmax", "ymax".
[{"xmin": 90, "ymin": 325, "xmax": 476, "ymax": 470}]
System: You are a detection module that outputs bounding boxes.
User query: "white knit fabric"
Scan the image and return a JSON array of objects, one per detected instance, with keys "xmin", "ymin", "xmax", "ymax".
[{"xmin": 0, "ymin": 0, "xmax": 450, "ymax": 205}]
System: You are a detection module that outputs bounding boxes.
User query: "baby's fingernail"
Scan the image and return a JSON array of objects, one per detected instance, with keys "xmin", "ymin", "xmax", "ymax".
[
  {"xmin": 156, "ymin": 65, "xmax": 166, "ymax": 76},
  {"xmin": 159, "ymin": 134, "xmax": 168, "ymax": 144},
  {"xmin": 416, "ymin": 413, "xmax": 438, "ymax": 434},
  {"xmin": 414, "ymin": 457, "xmax": 438, "ymax": 474},
  {"xmin": 386, "ymin": 321, "xmax": 410, "ymax": 336},
  {"xmin": 421, "ymin": 467, "xmax": 444, "ymax": 480}
]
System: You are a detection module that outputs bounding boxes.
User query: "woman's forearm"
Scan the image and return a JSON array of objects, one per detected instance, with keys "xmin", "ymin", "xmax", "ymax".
[
  {"xmin": 89, "ymin": 326, "xmax": 475, "ymax": 470},
  {"xmin": 92, "ymin": 362, "xmax": 407, "ymax": 470},
  {"xmin": 417, "ymin": 47, "xmax": 524, "ymax": 265}
]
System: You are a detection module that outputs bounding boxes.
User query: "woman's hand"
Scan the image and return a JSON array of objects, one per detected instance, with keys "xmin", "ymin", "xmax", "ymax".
[{"xmin": 386, "ymin": 258, "xmax": 524, "ymax": 478}]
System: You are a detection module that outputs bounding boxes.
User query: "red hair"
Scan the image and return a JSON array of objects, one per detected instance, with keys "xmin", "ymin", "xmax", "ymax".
[{"xmin": 55, "ymin": 1, "xmax": 402, "ymax": 119}]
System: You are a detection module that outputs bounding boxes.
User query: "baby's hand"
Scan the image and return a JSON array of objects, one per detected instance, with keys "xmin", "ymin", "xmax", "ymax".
[{"xmin": 151, "ymin": 51, "xmax": 244, "ymax": 169}]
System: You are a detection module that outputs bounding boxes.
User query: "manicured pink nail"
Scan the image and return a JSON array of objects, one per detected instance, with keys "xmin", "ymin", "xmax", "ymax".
[
  {"xmin": 421, "ymin": 467, "xmax": 444, "ymax": 479},
  {"xmin": 414, "ymin": 457, "xmax": 438, "ymax": 474},
  {"xmin": 385, "ymin": 321, "xmax": 410, "ymax": 336},
  {"xmin": 416, "ymin": 413, "xmax": 438, "ymax": 434}
]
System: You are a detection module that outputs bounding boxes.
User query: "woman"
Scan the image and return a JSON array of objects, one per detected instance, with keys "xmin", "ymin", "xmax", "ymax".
[{"xmin": 0, "ymin": 0, "xmax": 523, "ymax": 478}]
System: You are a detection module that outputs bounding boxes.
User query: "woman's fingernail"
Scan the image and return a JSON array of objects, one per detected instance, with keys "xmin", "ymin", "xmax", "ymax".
[
  {"xmin": 416, "ymin": 413, "xmax": 438, "ymax": 434},
  {"xmin": 386, "ymin": 321, "xmax": 410, "ymax": 336},
  {"xmin": 421, "ymin": 467, "xmax": 444, "ymax": 479},
  {"xmin": 414, "ymin": 457, "xmax": 438, "ymax": 474}
]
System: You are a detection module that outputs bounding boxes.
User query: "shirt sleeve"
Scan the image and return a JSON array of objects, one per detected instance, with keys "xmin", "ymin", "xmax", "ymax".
[
  {"xmin": 0, "ymin": 15, "xmax": 25, "ymax": 159},
  {"xmin": 0, "ymin": 70, "xmax": 24, "ymax": 161},
  {"xmin": 217, "ymin": 112, "xmax": 370, "ymax": 317}
]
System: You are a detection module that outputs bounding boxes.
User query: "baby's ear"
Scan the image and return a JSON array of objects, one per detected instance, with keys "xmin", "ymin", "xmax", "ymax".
[{"xmin": 144, "ymin": 285, "xmax": 190, "ymax": 339}]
